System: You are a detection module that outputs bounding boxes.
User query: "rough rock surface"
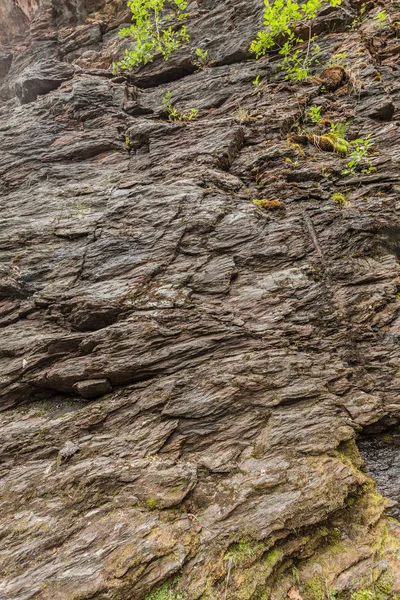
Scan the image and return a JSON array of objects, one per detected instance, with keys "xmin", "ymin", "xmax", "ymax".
[{"xmin": 0, "ymin": 0, "xmax": 400, "ymax": 599}]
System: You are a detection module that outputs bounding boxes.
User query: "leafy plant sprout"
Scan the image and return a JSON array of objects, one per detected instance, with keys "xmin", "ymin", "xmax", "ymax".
[
  {"xmin": 328, "ymin": 51, "xmax": 347, "ymax": 66},
  {"xmin": 162, "ymin": 90, "xmax": 198, "ymax": 121},
  {"xmin": 252, "ymin": 74, "xmax": 262, "ymax": 94},
  {"xmin": 308, "ymin": 105, "xmax": 322, "ymax": 123},
  {"xmin": 374, "ymin": 10, "xmax": 388, "ymax": 27},
  {"xmin": 193, "ymin": 47, "xmax": 212, "ymax": 70},
  {"xmin": 342, "ymin": 134, "xmax": 375, "ymax": 175},
  {"xmin": 115, "ymin": 0, "xmax": 190, "ymax": 71}
]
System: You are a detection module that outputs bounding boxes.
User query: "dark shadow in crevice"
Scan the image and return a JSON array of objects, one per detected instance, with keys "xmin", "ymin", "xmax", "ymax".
[{"xmin": 357, "ymin": 421, "xmax": 400, "ymax": 519}]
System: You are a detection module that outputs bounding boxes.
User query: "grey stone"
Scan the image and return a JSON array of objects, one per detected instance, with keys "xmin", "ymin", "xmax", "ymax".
[{"xmin": 73, "ymin": 378, "xmax": 113, "ymax": 399}]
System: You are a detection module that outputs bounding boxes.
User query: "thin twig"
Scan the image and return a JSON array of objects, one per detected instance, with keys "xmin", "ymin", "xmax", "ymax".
[
  {"xmin": 224, "ymin": 557, "xmax": 233, "ymax": 600},
  {"xmin": 303, "ymin": 23, "xmax": 312, "ymax": 68}
]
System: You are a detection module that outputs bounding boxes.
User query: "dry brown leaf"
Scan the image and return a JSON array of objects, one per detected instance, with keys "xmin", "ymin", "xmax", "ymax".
[{"xmin": 288, "ymin": 586, "xmax": 303, "ymax": 600}]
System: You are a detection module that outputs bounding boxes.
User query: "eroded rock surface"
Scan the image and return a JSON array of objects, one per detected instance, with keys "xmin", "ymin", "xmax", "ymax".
[{"xmin": 0, "ymin": 0, "xmax": 400, "ymax": 599}]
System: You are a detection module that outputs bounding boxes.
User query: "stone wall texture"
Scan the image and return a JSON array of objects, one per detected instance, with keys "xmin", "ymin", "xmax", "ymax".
[{"xmin": 0, "ymin": 1, "xmax": 400, "ymax": 598}]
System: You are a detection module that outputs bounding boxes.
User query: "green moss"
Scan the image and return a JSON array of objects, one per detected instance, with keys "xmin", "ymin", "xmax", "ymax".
[
  {"xmin": 381, "ymin": 434, "xmax": 393, "ymax": 444},
  {"xmin": 350, "ymin": 591, "xmax": 374, "ymax": 600},
  {"xmin": 327, "ymin": 528, "xmax": 341, "ymax": 545},
  {"xmin": 331, "ymin": 192, "xmax": 348, "ymax": 208},
  {"xmin": 263, "ymin": 547, "xmax": 283, "ymax": 570},
  {"xmin": 375, "ymin": 567, "xmax": 394, "ymax": 600},
  {"xmin": 145, "ymin": 498, "xmax": 159, "ymax": 511},
  {"xmin": 304, "ymin": 573, "xmax": 325, "ymax": 600},
  {"xmin": 224, "ymin": 539, "xmax": 257, "ymax": 564},
  {"xmin": 145, "ymin": 582, "xmax": 186, "ymax": 600},
  {"xmin": 316, "ymin": 134, "xmax": 349, "ymax": 155},
  {"xmin": 252, "ymin": 199, "xmax": 284, "ymax": 210},
  {"xmin": 344, "ymin": 495, "xmax": 356, "ymax": 509}
]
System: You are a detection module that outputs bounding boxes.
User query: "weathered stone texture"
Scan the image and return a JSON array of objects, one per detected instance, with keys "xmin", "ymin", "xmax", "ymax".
[{"xmin": 0, "ymin": 0, "xmax": 400, "ymax": 598}]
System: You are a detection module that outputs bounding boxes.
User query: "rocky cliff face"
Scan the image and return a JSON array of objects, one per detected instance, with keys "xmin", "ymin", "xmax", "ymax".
[{"xmin": 1, "ymin": 1, "xmax": 400, "ymax": 599}]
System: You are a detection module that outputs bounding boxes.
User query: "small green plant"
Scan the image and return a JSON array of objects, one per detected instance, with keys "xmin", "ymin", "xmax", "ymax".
[
  {"xmin": 250, "ymin": 0, "xmax": 341, "ymax": 57},
  {"xmin": 115, "ymin": 0, "xmax": 189, "ymax": 71},
  {"xmin": 374, "ymin": 10, "xmax": 388, "ymax": 27},
  {"xmin": 328, "ymin": 51, "xmax": 347, "ymax": 66},
  {"xmin": 162, "ymin": 90, "xmax": 198, "ymax": 121},
  {"xmin": 342, "ymin": 134, "xmax": 375, "ymax": 175},
  {"xmin": 382, "ymin": 433, "xmax": 393, "ymax": 443},
  {"xmin": 351, "ymin": 2, "xmax": 367, "ymax": 28},
  {"xmin": 309, "ymin": 105, "xmax": 322, "ymax": 123},
  {"xmin": 329, "ymin": 121, "xmax": 348, "ymax": 139},
  {"xmin": 252, "ymin": 74, "xmax": 262, "ymax": 93},
  {"xmin": 193, "ymin": 47, "xmax": 210, "ymax": 69}
]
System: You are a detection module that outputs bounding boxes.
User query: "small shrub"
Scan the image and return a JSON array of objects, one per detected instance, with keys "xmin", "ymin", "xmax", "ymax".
[
  {"xmin": 115, "ymin": 0, "xmax": 190, "ymax": 71},
  {"xmin": 162, "ymin": 91, "xmax": 198, "ymax": 121},
  {"xmin": 249, "ymin": 0, "xmax": 342, "ymax": 82},
  {"xmin": 279, "ymin": 34, "xmax": 321, "ymax": 81},
  {"xmin": 250, "ymin": 0, "xmax": 341, "ymax": 58}
]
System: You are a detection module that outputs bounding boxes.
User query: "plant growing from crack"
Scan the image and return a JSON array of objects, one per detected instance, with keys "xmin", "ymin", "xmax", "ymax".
[
  {"xmin": 193, "ymin": 47, "xmax": 211, "ymax": 70},
  {"xmin": 162, "ymin": 90, "xmax": 198, "ymax": 121},
  {"xmin": 374, "ymin": 10, "xmax": 388, "ymax": 27},
  {"xmin": 328, "ymin": 51, "xmax": 347, "ymax": 66},
  {"xmin": 252, "ymin": 74, "xmax": 262, "ymax": 94},
  {"xmin": 250, "ymin": 0, "xmax": 342, "ymax": 81},
  {"xmin": 115, "ymin": 0, "xmax": 190, "ymax": 71}
]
